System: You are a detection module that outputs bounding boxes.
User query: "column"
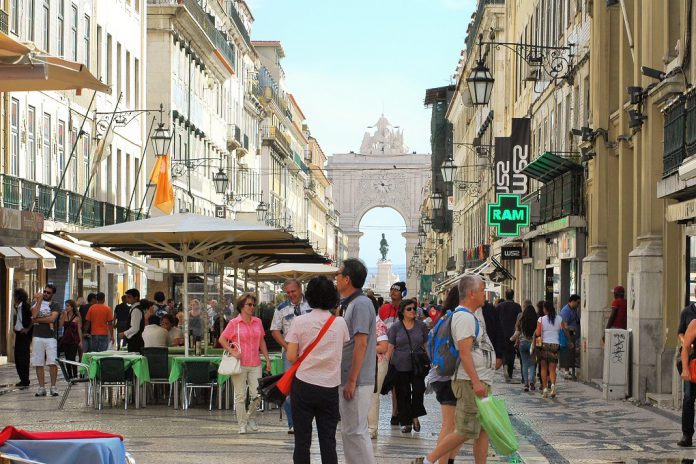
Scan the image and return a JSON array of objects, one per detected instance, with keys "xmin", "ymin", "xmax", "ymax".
[
  {"xmin": 344, "ymin": 230, "xmax": 363, "ymax": 260},
  {"xmin": 403, "ymin": 231, "xmax": 419, "ymax": 299}
]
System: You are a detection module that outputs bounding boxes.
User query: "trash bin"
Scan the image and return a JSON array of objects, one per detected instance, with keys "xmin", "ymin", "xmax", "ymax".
[{"xmin": 602, "ymin": 328, "xmax": 630, "ymax": 400}]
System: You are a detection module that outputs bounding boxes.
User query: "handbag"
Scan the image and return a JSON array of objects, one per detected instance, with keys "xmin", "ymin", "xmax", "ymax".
[
  {"xmin": 261, "ymin": 315, "xmax": 336, "ymax": 397},
  {"xmin": 380, "ymin": 363, "xmax": 397, "ymax": 395},
  {"xmin": 403, "ymin": 322, "xmax": 430, "ymax": 378},
  {"xmin": 258, "ymin": 372, "xmax": 286, "ymax": 405},
  {"xmin": 218, "ymin": 323, "xmax": 242, "ymax": 376}
]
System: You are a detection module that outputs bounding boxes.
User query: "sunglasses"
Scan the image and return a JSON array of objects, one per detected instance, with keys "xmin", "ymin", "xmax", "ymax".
[
  {"xmin": 245, "ymin": 302, "xmax": 257, "ymax": 307},
  {"xmin": 403, "ymin": 306, "xmax": 416, "ymax": 312}
]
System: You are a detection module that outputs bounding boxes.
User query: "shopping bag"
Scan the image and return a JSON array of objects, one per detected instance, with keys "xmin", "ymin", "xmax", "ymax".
[
  {"xmin": 475, "ymin": 395, "xmax": 519, "ymax": 456},
  {"xmin": 559, "ymin": 330, "xmax": 568, "ymax": 349}
]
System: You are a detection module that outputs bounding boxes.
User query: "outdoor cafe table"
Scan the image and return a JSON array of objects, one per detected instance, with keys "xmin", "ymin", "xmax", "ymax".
[
  {"xmin": 168, "ymin": 354, "xmax": 283, "ymax": 410},
  {"xmin": 81, "ymin": 351, "xmax": 150, "ymax": 409}
]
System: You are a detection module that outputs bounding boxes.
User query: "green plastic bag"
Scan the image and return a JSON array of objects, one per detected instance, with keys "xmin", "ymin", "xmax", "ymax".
[{"xmin": 475, "ymin": 395, "xmax": 519, "ymax": 456}]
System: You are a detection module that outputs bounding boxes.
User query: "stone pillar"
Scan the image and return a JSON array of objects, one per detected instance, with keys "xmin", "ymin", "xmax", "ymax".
[
  {"xmin": 345, "ymin": 230, "xmax": 363, "ymax": 261},
  {"xmin": 403, "ymin": 231, "xmax": 419, "ymax": 298},
  {"xmin": 581, "ymin": 247, "xmax": 608, "ymax": 382}
]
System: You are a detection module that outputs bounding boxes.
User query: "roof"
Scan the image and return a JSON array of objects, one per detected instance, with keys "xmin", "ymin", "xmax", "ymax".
[
  {"xmin": 522, "ymin": 151, "xmax": 582, "ymax": 183},
  {"xmin": 252, "ymin": 40, "xmax": 285, "ymax": 57},
  {"xmin": 424, "ymin": 85, "xmax": 456, "ymax": 106},
  {"xmin": 289, "ymin": 94, "xmax": 307, "ymax": 120}
]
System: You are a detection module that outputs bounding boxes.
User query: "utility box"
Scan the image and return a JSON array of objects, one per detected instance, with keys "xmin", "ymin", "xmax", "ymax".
[{"xmin": 602, "ymin": 329, "xmax": 630, "ymax": 400}]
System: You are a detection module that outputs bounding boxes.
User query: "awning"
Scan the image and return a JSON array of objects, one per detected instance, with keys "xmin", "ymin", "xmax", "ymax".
[
  {"xmin": 0, "ymin": 247, "xmax": 22, "ymax": 268},
  {"xmin": 11, "ymin": 247, "xmax": 39, "ymax": 270},
  {"xmin": 101, "ymin": 249, "xmax": 164, "ymax": 281},
  {"xmin": 521, "ymin": 151, "xmax": 582, "ymax": 183},
  {"xmin": 42, "ymin": 233, "xmax": 124, "ymax": 274},
  {"xmin": 31, "ymin": 247, "xmax": 57, "ymax": 269}
]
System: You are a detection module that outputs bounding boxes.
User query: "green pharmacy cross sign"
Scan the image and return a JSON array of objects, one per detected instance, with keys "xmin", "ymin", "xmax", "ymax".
[{"xmin": 487, "ymin": 194, "xmax": 529, "ymax": 237}]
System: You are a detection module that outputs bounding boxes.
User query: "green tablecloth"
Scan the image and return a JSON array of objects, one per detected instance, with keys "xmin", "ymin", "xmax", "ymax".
[
  {"xmin": 167, "ymin": 347, "xmax": 226, "ymax": 356},
  {"xmin": 168, "ymin": 354, "xmax": 284, "ymax": 386},
  {"xmin": 81, "ymin": 352, "xmax": 150, "ymax": 383}
]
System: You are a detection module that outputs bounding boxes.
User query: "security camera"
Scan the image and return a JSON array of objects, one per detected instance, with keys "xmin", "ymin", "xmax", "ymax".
[
  {"xmin": 627, "ymin": 86, "xmax": 644, "ymax": 105},
  {"xmin": 641, "ymin": 66, "xmax": 666, "ymax": 81},
  {"xmin": 628, "ymin": 109, "xmax": 646, "ymax": 129}
]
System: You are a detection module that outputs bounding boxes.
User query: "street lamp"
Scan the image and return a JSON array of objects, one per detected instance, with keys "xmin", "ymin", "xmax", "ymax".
[
  {"xmin": 212, "ymin": 168, "xmax": 228, "ymax": 195},
  {"xmin": 440, "ymin": 155, "xmax": 457, "ymax": 184},
  {"xmin": 467, "ymin": 58, "xmax": 495, "ymax": 106},
  {"xmin": 423, "ymin": 216, "xmax": 432, "ymax": 234},
  {"xmin": 151, "ymin": 122, "xmax": 170, "ymax": 157},
  {"xmin": 256, "ymin": 195, "xmax": 268, "ymax": 223},
  {"xmin": 431, "ymin": 191, "xmax": 444, "ymax": 210},
  {"xmin": 418, "ymin": 227, "xmax": 426, "ymax": 241}
]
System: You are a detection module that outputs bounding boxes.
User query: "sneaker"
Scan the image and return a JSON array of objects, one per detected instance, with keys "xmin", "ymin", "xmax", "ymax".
[
  {"xmin": 238, "ymin": 425, "xmax": 247, "ymax": 435},
  {"xmin": 401, "ymin": 425, "xmax": 412, "ymax": 433},
  {"xmin": 49, "ymin": 386, "xmax": 59, "ymax": 397},
  {"xmin": 287, "ymin": 427, "xmax": 294, "ymax": 435},
  {"xmin": 524, "ymin": 384, "xmax": 529, "ymax": 392},
  {"xmin": 15, "ymin": 381, "xmax": 29, "ymax": 388},
  {"xmin": 529, "ymin": 382, "xmax": 536, "ymax": 391},
  {"xmin": 35, "ymin": 387, "xmax": 46, "ymax": 397},
  {"xmin": 542, "ymin": 388, "xmax": 548, "ymax": 399},
  {"xmin": 247, "ymin": 420, "xmax": 258, "ymax": 432},
  {"xmin": 550, "ymin": 384, "xmax": 557, "ymax": 398}
]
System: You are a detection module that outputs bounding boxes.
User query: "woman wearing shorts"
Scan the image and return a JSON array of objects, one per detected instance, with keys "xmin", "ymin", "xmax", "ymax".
[{"xmin": 536, "ymin": 301, "xmax": 572, "ymax": 399}]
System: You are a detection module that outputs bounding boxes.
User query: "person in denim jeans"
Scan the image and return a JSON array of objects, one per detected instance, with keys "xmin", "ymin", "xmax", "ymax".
[
  {"xmin": 516, "ymin": 303, "xmax": 539, "ymax": 392},
  {"xmin": 84, "ymin": 292, "xmax": 113, "ymax": 352}
]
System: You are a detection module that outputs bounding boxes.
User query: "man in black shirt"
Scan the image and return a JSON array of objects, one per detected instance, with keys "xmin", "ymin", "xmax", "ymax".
[
  {"xmin": 496, "ymin": 289, "xmax": 522, "ymax": 382},
  {"xmin": 678, "ymin": 297, "xmax": 696, "ymax": 447},
  {"xmin": 79, "ymin": 293, "xmax": 96, "ymax": 352},
  {"xmin": 114, "ymin": 295, "xmax": 130, "ymax": 350},
  {"xmin": 482, "ymin": 300, "xmax": 504, "ymax": 370}
]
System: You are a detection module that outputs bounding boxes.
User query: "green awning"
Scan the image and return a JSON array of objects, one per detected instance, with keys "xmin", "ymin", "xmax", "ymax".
[{"xmin": 522, "ymin": 151, "xmax": 582, "ymax": 183}]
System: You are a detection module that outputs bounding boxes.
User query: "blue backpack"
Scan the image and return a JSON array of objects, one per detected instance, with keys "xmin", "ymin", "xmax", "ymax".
[{"xmin": 428, "ymin": 307, "xmax": 479, "ymax": 377}]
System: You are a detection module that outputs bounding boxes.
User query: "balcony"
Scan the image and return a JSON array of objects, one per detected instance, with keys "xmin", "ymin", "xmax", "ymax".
[
  {"xmin": 531, "ymin": 170, "xmax": 584, "ymax": 224},
  {"xmin": 464, "ymin": 0, "xmax": 505, "ymax": 52},
  {"xmin": 227, "ymin": 124, "xmax": 242, "ymax": 150},
  {"xmin": 261, "ymin": 125, "xmax": 291, "ymax": 157},
  {"xmin": 226, "ymin": 1, "xmax": 251, "ymax": 48},
  {"xmin": 0, "ymin": 10, "xmax": 8, "ymax": 35},
  {"xmin": 663, "ymin": 96, "xmax": 686, "ymax": 178},
  {"xmin": 0, "ymin": 174, "xmax": 145, "ymax": 227}
]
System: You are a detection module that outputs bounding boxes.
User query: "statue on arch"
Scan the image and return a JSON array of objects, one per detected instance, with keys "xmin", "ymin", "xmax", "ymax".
[{"xmin": 379, "ymin": 233, "xmax": 389, "ymax": 261}]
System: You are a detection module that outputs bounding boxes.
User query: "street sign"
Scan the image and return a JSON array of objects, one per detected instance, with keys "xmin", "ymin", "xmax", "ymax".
[
  {"xmin": 487, "ymin": 194, "xmax": 529, "ymax": 237},
  {"xmin": 501, "ymin": 246, "xmax": 523, "ymax": 259},
  {"xmin": 215, "ymin": 205, "xmax": 226, "ymax": 219}
]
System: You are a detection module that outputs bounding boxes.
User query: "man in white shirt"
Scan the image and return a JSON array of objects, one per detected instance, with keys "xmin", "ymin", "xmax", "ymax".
[
  {"xmin": 142, "ymin": 315, "xmax": 169, "ymax": 348},
  {"xmin": 415, "ymin": 274, "xmax": 494, "ymax": 464},
  {"xmin": 271, "ymin": 278, "xmax": 311, "ymax": 434}
]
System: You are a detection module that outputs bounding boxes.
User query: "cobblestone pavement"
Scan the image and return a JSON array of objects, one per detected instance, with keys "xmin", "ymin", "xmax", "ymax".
[{"xmin": 0, "ymin": 362, "xmax": 695, "ymax": 463}]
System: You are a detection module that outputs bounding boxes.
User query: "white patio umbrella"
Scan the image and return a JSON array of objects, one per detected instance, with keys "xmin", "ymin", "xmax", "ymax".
[
  {"xmin": 73, "ymin": 213, "xmax": 325, "ymax": 355},
  {"xmin": 252, "ymin": 263, "xmax": 339, "ymax": 281}
]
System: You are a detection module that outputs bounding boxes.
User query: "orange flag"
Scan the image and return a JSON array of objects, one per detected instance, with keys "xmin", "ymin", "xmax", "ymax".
[{"xmin": 150, "ymin": 154, "xmax": 174, "ymax": 214}]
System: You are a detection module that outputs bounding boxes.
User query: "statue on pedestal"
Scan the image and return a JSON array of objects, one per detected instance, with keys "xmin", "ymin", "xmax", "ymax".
[{"xmin": 379, "ymin": 233, "xmax": 389, "ymax": 261}]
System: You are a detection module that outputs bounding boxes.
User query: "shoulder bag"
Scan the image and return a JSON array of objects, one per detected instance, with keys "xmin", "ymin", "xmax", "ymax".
[
  {"xmin": 403, "ymin": 322, "xmax": 431, "ymax": 378},
  {"xmin": 259, "ymin": 315, "xmax": 336, "ymax": 401},
  {"xmin": 218, "ymin": 322, "xmax": 242, "ymax": 376}
]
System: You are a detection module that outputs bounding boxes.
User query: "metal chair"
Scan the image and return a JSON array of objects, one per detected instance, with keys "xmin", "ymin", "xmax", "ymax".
[
  {"xmin": 141, "ymin": 347, "xmax": 172, "ymax": 405},
  {"xmin": 96, "ymin": 357, "xmax": 133, "ymax": 410},
  {"xmin": 55, "ymin": 358, "xmax": 92, "ymax": 409},
  {"xmin": 182, "ymin": 361, "xmax": 217, "ymax": 410}
]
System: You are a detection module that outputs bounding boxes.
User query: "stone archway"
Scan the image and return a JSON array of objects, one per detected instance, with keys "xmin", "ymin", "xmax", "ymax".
[{"xmin": 327, "ymin": 115, "xmax": 431, "ymax": 295}]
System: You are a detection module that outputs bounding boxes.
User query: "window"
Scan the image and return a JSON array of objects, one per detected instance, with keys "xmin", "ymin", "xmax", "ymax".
[
  {"xmin": 43, "ymin": 113, "xmax": 51, "ymax": 184},
  {"xmin": 58, "ymin": 120, "xmax": 66, "ymax": 182},
  {"xmin": 42, "ymin": 0, "xmax": 50, "ymax": 52},
  {"xmin": 27, "ymin": 106, "xmax": 36, "ymax": 180},
  {"xmin": 10, "ymin": 99, "xmax": 19, "ymax": 176},
  {"xmin": 106, "ymin": 33, "xmax": 112, "ymax": 85},
  {"xmin": 134, "ymin": 58, "xmax": 140, "ymax": 108},
  {"xmin": 125, "ymin": 51, "xmax": 131, "ymax": 107},
  {"xmin": 96, "ymin": 26, "xmax": 102, "ymax": 80},
  {"xmin": 10, "ymin": 0, "xmax": 18, "ymax": 34},
  {"xmin": 27, "ymin": 0, "xmax": 35, "ymax": 42},
  {"xmin": 71, "ymin": 4, "xmax": 78, "ymax": 61},
  {"xmin": 116, "ymin": 42, "xmax": 121, "ymax": 98},
  {"xmin": 82, "ymin": 135, "xmax": 90, "ymax": 194},
  {"xmin": 83, "ymin": 15, "xmax": 90, "ymax": 68},
  {"xmin": 126, "ymin": 153, "xmax": 131, "ymax": 205},
  {"xmin": 116, "ymin": 149, "xmax": 122, "ymax": 205},
  {"xmin": 71, "ymin": 129, "xmax": 78, "ymax": 190},
  {"xmin": 58, "ymin": 0, "xmax": 64, "ymax": 57}
]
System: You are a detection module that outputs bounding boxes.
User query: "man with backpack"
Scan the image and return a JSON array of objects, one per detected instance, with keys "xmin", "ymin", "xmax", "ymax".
[
  {"xmin": 416, "ymin": 274, "xmax": 495, "ymax": 464},
  {"xmin": 678, "ymin": 290, "xmax": 696, "ymax": 447}
]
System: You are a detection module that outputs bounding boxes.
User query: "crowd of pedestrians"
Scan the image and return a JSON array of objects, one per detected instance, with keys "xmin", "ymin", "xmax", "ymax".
[{"xmin": 10, "ymin": 258, "xmax": 602, "ymax": 463}]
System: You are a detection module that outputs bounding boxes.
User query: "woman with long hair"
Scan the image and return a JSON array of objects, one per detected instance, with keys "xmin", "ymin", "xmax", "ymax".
[
  {"xmin": 219, "ymin": 292, "xmax": 271, "ymax": 434},
  {"xmin": 387, "ymin": 298, "xmax": 429, "ymax": 433},
  {"xmin": 517, "ymin": 303, "xmax": 539, "ymax": 391},
  {"xmin": 58, "ymin": 300, "xmax": 82, "ymax": 378},
  {"xmin": 536, "ymin": 301, "xmax": 571, "ymax": 398},
  {"xmin": 13, "ymin": 288, "xmax": 32, "ymax": 387}
]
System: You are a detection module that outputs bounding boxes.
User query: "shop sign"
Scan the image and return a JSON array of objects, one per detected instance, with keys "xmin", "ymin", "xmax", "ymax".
[
  {"xmin": 558, "ymin": 229, "xmax": 576, "ymax": 259},
  {"xmin": 666, "ymin": 197, "xmax": 696, "ymax": 222},
  {"xmin": 501, "ymin": 246, "xmax": 523, "ymax": 260},
  {"xmin": 487, "ymin": 194, "xmax": 530, "ymax": 237},
  {"xmin": 215, "ymin": 205, "xmax": 226, "ymax": 219},
  {"xmin": 494, "ymin": 118, "xmax": 530, "ymax": 195}
]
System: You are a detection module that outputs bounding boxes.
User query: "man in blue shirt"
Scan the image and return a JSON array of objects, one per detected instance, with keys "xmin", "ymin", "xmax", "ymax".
[{"xmin": 560, "ymin": 294, "xmax": 581, "ymax": 380}]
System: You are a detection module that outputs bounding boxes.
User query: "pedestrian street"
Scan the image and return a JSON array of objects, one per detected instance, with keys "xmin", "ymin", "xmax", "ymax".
[{"xmin": 2, "ymin": 360, "xmax": 696, "ymax": 463}]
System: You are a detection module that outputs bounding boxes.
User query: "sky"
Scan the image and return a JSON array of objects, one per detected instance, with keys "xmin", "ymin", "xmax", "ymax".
[{"xmin": 248, "ymin": 0, "xmax": 475, "ymax": 267}]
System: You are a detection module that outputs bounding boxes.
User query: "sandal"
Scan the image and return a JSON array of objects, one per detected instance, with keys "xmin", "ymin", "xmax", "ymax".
[{"xmin": 412, "ymin": 418, "xmax": 421, "ymax": 432}]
